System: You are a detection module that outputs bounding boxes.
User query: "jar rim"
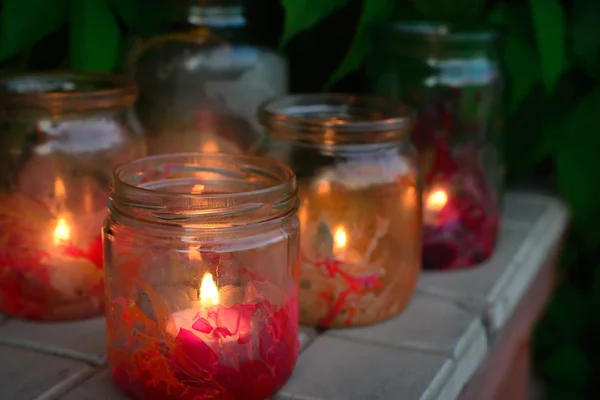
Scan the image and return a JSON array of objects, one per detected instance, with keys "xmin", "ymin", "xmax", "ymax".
[
  {"xmin": 110, "ymin": 153, "xmax": 298, "ymax": 230},
  {"xmin": 380, "ymin": 21, "xmax": 498, "ymax": 42},
  {"xmin": 258, "ymin": 94, "xmax": 413, "ymax": 147},
  {"xmin": 0, "ymin": 71, "xmax": 138, "ymax": 111}
]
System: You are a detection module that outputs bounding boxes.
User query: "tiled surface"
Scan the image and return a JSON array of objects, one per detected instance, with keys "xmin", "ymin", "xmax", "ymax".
[
  {"xmin": 0, "ymin": 317, "xmax": 106, "ymax": 364},
  {"xmin": 276, "ymin": 336, "xmax": 448, "ymax": 400},
  {"xmin": 0, "ymin": 192, "xmax": 569, "ymax": 400},
  {"xmin": 502, "ymin": 193, "xmax": 551, "ymax": 224},
  {"xmin": 326, "ymin": 293, "xmax": 482, "ymax": 357},
  {"xmin": 61, "ymin": 370, "xmax": 126, "ymax": 400},
  {"xmin": 419, "ymin": 195, "xmax": 568, "ymax": 333},
  {"xmin": 417, "ymin": 227, "xmax": 529, "ymax": 308},
  {"xmin": 0, "ymin": 345, "xmax": 91, "ymax": 400}
]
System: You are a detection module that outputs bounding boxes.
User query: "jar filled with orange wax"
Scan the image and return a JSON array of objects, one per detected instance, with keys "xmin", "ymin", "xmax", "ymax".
[{"xmin": 256, "ymin": 94, "xmax": 422, "ymax": 328}]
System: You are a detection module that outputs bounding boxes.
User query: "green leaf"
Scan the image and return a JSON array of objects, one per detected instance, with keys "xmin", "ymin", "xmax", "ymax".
[
  {"xmin": 325, "ymin": 0, "xmax": 395, "ymax": 89},
  {"xmin": 0, "ymin": 0, "xmax": 68, "ymax": 62},
  {"xmin": 494, "ymin": 4, "xmax": 539, "ymax": 113},
  {"xmin": 545, "ymin": 384, "xmax": 588, "ymax": 400},
  {"xmin": 555, "ymin": 90, "xmax": 600, "ymax": 231},
  {"xmin": 590, "ymin": 263, "xmax": 600, "ymax": 328},
  {"xmin": 571, "ymin": 0, "xmax": 600, "ymax": 78},
  {"xmin": 414, "ymin": 0, "xmax": 486, "ymax": 22},
  {"xmin": 505, "ymin": 34, "xmax": 539, "ymax": 112},
  {"xmin": 530, "ymin": 73, "xmax": 587, "ymax": 166},
  {"xmin": 540, "ymin": 343, "xmax": 590, "ymax": 386},
  {"xmin": 279, "ymin": 0, "xmax": 350, "ymax": 48},
  {"xmin": 108, "ymin": 0, "xmax": 138, "ymax": 30},
  {"xmin": 69, "ymin": 0, "xmax": 121, "ymax": 71},
  {"xmin": 529, "ymin": 0, "xmax": 567, "ymax": 91}
]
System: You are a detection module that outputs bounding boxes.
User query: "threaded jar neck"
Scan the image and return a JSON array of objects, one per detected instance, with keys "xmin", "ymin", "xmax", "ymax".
[
  {"xmin": 258, "ymin": 94, "xmax": 413, "ymax": 151},
  {"xmin": 374, "ymin": 21, "xmax": 499, "ymax": 58},
  {"xmin": 169, "ymin": 0, "xmax": 245, "ymax": 28},
  {"xmin": 0, "ymin": 71, "xmax": 138, "ymax": 117},
  {"xmin": 109, "ymin": 153, "xmax": 297, "ymax": 231}
]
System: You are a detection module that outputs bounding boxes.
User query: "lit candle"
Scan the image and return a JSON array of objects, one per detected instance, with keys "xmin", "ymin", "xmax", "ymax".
[
  {"xmin": 52, "ymin": 217, "xmax": 71, "ymax": 245},
  {"xmin": 200, "ymin": 137, "xmax": 219, "ymax": 153},
  {"xmin": 424, "ymin": 187, "xmax": 450, "ymax": 225},
  {"xmin": 426, "ymin": 188, "xmax": 448, "ymax": 212},
  {"xmin": 330, "ymin": 225, "xmax": 367, "ymax": 265},
  {"xmin": 166, "ymin": 272, "xmax": 250, "ymax": 352},
  {"xmin": 45, "ymin": 215, "xmax": 103, "ymax": 303},
  {"xmin": 332, "ymin": 226, "xmax": 347, "ymax": 260}
]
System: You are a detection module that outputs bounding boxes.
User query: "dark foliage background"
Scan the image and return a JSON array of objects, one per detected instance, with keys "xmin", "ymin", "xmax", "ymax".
[{"xmin": 1, "ymin": 0, "xmax": 599, "ymax": 398}]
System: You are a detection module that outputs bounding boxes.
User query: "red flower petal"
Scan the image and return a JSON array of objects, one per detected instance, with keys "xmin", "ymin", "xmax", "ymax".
[
  {"xmin": 258, "ymin": 304, "xmax": 298, "ymax": 383},
  {"xmin": 239, "ymin": 360, "xmax": 277, "ymax": 399},
  {"xmin": 213, "ymin": 326, "xmax": 233, "ymax": 339},
  {"xmin": 213, "ymin": 361, "xmax": 277, "ymax": 400},
  {"xmin": 191, "ymin": 318, "xmax": 213, "ymax": 334},
  {"xmin": 86, "ymin": 235, "xmax": 104, "ymax": 269},
  {"xmin": 173, "ymin": 328, "xmax": 219, "ymax": 372}
]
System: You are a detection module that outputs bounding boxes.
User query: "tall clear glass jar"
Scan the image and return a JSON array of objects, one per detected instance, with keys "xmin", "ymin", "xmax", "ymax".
[
  {"xmin": 127, "ymin": 0, "xmax": 288, "ymax": 156},
  {"xmin": 368, "ymin": 22, "xmax": 503, "ymax": 271},
  {"xmin": 256, "ymin": 94, "xmax": 421, "ymax": 328},
  {"xmin": 0, "ymin": 72, "xmax": 145, "ymax": 321},
  {"xmin": 103, "ymin": 153, "xmax": 299, "ymax": 400}
]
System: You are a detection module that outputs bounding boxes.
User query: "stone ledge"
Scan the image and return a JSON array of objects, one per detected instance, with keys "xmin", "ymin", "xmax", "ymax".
[
  {"xmin": 485, "ymin": 201, "xmax": 568, "ymax": 332},
  {"xmin": 276, "ymin": 336, "xmax": 449, "ymax": 400},
  {"xmin": 326, "ymin": 294, "xmax": 484, "ymax": 358}
]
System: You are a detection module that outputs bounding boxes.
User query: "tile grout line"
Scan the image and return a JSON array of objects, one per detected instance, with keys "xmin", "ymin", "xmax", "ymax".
[
  {"xmin": 501, "ymin": 219, "xmax": 536, "ymax": 232},
  {"xmin": 415, "ymin": 286, "xmax": 486, "ymax": 309},
  {"xmin": 0, "ymin": 336, "xmax": 106, "ymax": 366},
  {"xmin": 33, "ymin": 366, "xmax": 98, "ymax": 400},
  {"xmin": 326, "ymin": 330, "xmax": 455, "ymax": 357}
]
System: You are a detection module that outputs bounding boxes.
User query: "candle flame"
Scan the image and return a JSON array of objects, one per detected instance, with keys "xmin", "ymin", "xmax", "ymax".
[
  {"xmin": 191, "ymin": 184, "xmax": 205, "ymax": 194},
  {"xmin": 426, "ymin": 189, "xmax": 448, "ymax": 212},
  {"xmin": 315, "ymin": 180, "xmax": 331, "ymax": 196},
  {"xmin": 333, "ymin": 226, "xmax": 347, "ymax": 250},
  {"xmin": 201, "ymin": 138, "xmax": 219, "ymax": 153},
  {"xmin": 54, "ymin": 177, "xmax": 67, "ymax": 200},
  {"xmin": 53, "ymin": 218, "xmax": 71, "ymax": 245},
  {"xmin": 188, "ymin": 245, "xmax": 203, "ymax": 261},
  {"xmin": 200, "ymin": 272, "xmax": 219, "ymax": 306}
]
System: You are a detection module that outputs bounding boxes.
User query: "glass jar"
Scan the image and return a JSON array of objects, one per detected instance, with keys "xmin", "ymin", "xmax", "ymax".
[
  {"xmin": 256, "ymin": 94, "xmax": 421, "ymax": 328},
  {"xmin": 127, "ymin": 0, "xmax": 288, "ymax": 156},
  {"xmin": 103, "ymin": 153, "xmax": 299, "ymax": 400},
  {"xmin": 368, "ymin": 22, "xmax": 503, "ymax": 271},
  {"xmin": 0, "ymin": 72, "xmax": 145, "ymax": 321}
]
